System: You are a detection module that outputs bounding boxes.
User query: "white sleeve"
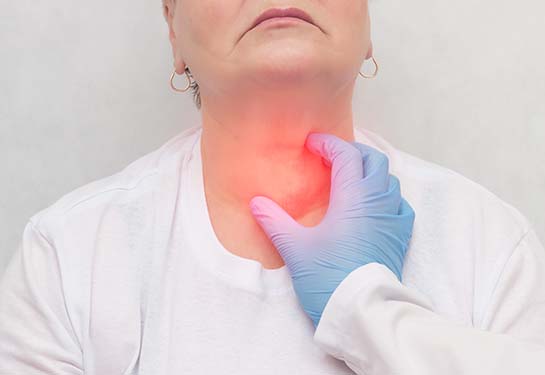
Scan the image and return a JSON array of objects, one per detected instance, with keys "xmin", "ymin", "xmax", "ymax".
[
  {"xmin": 313, "ymin": 228, "xmax": 545, "ymax": 375},
  {"xmin": 0, "ymin": 221, "xmax": 83, "ymax": 374}
]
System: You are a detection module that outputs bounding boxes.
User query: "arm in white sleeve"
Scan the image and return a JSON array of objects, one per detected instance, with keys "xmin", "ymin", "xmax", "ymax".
[
  {"xmin": 313, "ymin": 227, "xmax": 545, "ymax": 375},
  {"xmin": 0, "ymin": 221, "xmax": 83, "ymax": 374}
]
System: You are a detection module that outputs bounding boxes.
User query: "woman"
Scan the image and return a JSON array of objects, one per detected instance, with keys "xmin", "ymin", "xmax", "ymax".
[{"xmin": 1, "ymin": 0, "xmax": 544, "ymax": 374}]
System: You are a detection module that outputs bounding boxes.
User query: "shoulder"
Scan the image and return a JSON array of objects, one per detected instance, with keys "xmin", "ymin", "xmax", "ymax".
[
  {"xmin": 355, "ymin": 127, "xmax": 540, "ymax": 323},
  {"xmin": 355, "ymin": 126, "xmax": 530, "ymax": 247},
  {"xmin": 28, "ymin": 124, "xmax": 202, "ymax": 240}
]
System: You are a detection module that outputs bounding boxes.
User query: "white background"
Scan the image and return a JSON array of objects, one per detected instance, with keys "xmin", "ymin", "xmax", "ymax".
[{"xmin": 1, "ymin": 0, "xmax": 544, "ymax": 273}]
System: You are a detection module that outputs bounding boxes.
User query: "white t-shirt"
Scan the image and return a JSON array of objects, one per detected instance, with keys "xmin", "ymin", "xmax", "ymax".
[{"xmin": 1, "ymin": 125, "xmax": 544, "ymax": 374}]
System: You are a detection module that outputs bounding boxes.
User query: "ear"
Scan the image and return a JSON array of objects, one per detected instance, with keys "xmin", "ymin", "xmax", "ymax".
[{"xmin": 164, "ymin": 1, "xmax": 185, "ymax": 74}]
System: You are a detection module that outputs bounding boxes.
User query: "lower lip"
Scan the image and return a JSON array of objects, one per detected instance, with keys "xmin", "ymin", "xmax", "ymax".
[{"xmin": 254, "ymin": 16, "xmax": 311, "ymax": 29}]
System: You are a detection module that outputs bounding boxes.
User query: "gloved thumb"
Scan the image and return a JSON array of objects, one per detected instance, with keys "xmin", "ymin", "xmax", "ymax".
[{"xmin": 249, "ymin": 195, "xmax": 302, "ymax": 255}]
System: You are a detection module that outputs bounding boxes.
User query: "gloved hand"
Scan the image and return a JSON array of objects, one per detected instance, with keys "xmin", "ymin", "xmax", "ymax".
[{"xmin": 249, "ymin": 133, "xmax": 415, "ymax": 328}]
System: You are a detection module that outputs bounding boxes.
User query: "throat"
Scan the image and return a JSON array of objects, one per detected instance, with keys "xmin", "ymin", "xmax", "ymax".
[
  {"xmin": 202, "ymin": 140, "xmax": 332, "ymax": 225},
  {"xmin": 201, "ymin": 140, "xmax": 332, "ymax": 269}
]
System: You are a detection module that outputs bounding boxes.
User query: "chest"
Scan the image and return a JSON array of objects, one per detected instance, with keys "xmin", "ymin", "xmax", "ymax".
[
  {"xmin": 81, "ymin": 219, "xmax": 476, "ymax": 375},
  {"xmin": 135, "ymin": 260, "xmax": 354, "ymax": 374},
  {"xmin": 83, "ymin": 252, "xmax": 355, "ymax": 375}
]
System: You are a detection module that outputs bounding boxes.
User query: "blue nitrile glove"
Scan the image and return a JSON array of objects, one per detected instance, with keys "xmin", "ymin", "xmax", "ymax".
[{"xmin": 249, "ymin": 133, "xmax": 415, "ymax": 328}]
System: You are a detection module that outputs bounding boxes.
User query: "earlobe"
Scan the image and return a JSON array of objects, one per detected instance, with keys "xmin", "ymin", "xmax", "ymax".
[
  {"xmin": 367, "ymin": 41, "xmax": 374, "ymax": 59},
  {"xmin": 173, "ymin": 56, "xmax": 186, "ymax": 75}
]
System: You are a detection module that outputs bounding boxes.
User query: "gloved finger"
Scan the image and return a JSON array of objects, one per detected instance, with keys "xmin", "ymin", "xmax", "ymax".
[
  {"xmin": 398, "ymin": 197, "xmax": 416, "ymax": 240},
  {"xmin": 380, "ymin": 197, "xmax": 416, "ymax": 252},
  {"xmin": 355, "ymin": 174, "xmax": 402, "ymax": 215},
  {"xmin": 387, "ymin": 174, "xmax": 403, "ymax": 214},
  {"xmin": 350, "ymin": 141, "xmax": 390, "ymax": 197},
  {"xmin": 249, "ymin": 195, "xmax": 302, "ymax": 258},
  {"xmin": 305, "ymin": 133, "xmax": 363, "ymax": 197}
]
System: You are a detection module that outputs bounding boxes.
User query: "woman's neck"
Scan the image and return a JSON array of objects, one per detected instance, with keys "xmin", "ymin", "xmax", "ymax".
[
  {"xmin": 197, "ymin": 90, "xmax": 356, "ymax": 268},
  {"xmin": 200, "ymin": 104, "xmax": 355, "ymax": 223}
]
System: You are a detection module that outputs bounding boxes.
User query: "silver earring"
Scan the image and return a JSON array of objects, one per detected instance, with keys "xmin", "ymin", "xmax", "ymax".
[
  {"xmin": 358, "ymin": 56, "xmax": 379, "ymax": 79},
  {"xmin": 170, "ymin": 67, "xmax": 192, "ymax": 92}
]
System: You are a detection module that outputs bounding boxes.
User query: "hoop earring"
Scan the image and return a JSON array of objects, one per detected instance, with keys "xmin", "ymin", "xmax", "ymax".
[
  {"xmin": 170, "ymin": 67, "xmax": 192, "ymax": 93},
  {"xmin": 358, "ymin": 55, "xmax": 379, "ymax": 79}
]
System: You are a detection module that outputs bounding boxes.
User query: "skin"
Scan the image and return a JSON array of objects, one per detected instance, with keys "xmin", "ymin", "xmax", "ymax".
[{"xmin": 163, "ymin": 0, "xmax": 373, "ymax": 269}]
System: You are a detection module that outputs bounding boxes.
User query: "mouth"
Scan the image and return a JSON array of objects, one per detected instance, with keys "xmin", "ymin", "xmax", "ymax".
[{"xmin": 246, "ymin": 7, "xmax": 320, "ymax": 35}]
